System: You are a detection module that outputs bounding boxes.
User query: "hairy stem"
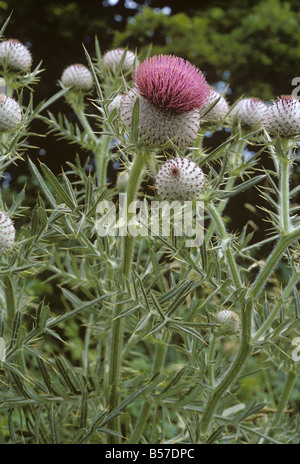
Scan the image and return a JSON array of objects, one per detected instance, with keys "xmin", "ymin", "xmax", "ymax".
[{"xmin": 107, "ymin": 152, "xmax": 146, "ymax": 443}]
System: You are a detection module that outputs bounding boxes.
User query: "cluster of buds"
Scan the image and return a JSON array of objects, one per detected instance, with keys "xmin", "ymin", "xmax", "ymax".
[
  {"xmin": 0, "ymin": 39, "xmax": 32, "ymax": 73},
  {"xmin": 155, "ymin": 157, "xmax": 205, "ymax": 202},
  {"xmin": 119, "ymin": 54, "xmax": 210, "ymax": 148},
  {"xmin": 61, "ymin": 64, "xmax": 93, "ymax": 92},
  {"xmin": 0, "ymin": 211, "xmax": 15, "ymax": 256}
]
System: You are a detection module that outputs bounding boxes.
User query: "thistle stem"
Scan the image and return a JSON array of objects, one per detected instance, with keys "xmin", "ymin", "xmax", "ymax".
[
  {"xmin": 128, "ymin": 331, "xmax": 169, "ymax": 444},
  {"xmin": 207, "ymin": 203, "xmax": 242, "ymax": 288},
  {"xmin": 107, "ymin": 152, "xmax": 146, "ymax": 443},
  {"xmin": 279, "ymin": 153, "xmax": 292, "ymax": 234},
  {"xmin": 259, "ymin": 370, "xmax": 297, "ymax": 444}
]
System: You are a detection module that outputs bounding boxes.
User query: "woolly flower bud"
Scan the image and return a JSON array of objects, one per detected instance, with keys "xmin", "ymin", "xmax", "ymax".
[
  {"xmin": 231, "ymin": 97, "xmax": 266, "ymax": 129},
  {"xmin": 135, "ymin": 54, "xmax": 209, "ymax": 114},
  {"xmin": 263, "ymin": 96, "xmax": 300, "ymax": 137},
  {"xmin": 0, "ymin": 39, "xmax": 32, "ymax": 72},
  {"xmin": 61, "ymin": 64, "xmax": 93, "ymax": 92},
  {"xmin": 103, "ymin": 48, "xmax": 138, "ymax": 71},
  {"xmin": 0, "ymin": 94, "xmax": 22, "ymax": 131},
  {"xmin": 120, "ymin": 87, "xmax": 201, "ymax": 147},
  {"xmin": 0, "ymin": 211, "xmax": 15, "ymax": 255},
  {"xmin": 155, "ymin": 157, "xmax": 205, "ymax": 201},
  {"xmin": 200, "ymin": 87, "xmax": 229, "ymax": 124},
  {"xmin": 216, "ymin": 310, "xmax": 240, "ymax": 335}
]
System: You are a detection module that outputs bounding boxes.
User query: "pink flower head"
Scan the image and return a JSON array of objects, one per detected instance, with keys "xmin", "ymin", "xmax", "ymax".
[
  {"xmin": 134, "ymin": 55, "xmax": 209, "ymax": 113},
  {"xmin": 263, "ymin": 95, "xmax": 300, "ymax": 137},
  {"xmin": 120, "ymin": 55, "xmax": 209, "ymax": 147}
]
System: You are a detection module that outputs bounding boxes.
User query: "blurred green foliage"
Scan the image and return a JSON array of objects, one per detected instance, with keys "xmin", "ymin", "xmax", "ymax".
[{"xmin": 114, "ymin": 0, "xmax": 300, "ymax": 100}]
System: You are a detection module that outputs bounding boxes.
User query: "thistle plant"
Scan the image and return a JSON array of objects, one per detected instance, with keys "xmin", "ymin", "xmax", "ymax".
[{"xmin": 0, "ymin": 19, "xmax": 300, "ymax": 446}]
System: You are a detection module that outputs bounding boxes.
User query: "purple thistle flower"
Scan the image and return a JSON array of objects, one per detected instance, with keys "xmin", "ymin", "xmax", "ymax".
[
  {"xmin": 263, "ymin": 95, "xmax": 300, "ymax": 137},
  {"xmin": 134, "ymin": 54, "xmax": 209, "ymax": 113},
  {"xmin": 120, "ymin": 87, "xmax": 201, "ymax": 147},
  {"xmin": 119, "ymin": 55, "xmax": 209, "ymax": 147}
]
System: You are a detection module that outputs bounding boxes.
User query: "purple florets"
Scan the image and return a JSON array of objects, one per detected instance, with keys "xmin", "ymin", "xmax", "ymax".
[{"xmin": 134, "ymin": 55, "xmax": 209, "ymax": 113}]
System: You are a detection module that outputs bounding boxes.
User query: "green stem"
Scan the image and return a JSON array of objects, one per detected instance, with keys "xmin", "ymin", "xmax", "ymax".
[
  {"xmin": 259, "ymin": 370, "xmax": 297, "ymax": 444},
  {"xmin": 246, "ymin": 228, "xmax": 300, "ymax": 301},
  {"xmin": 107, "ymin": 152, "xmax": 146, "ymax": 443},
  {"xmin": 94, "ymin": 134, "xmax": 111, "ymax": 187},
  {"xmin": 200, "ymin": 300, "xmax": 253, "ymax": 434},
  {"xmin": 205, "ymin": 176, "xmax": 236, "ymax": 245},
  {"xmin": 279, "ymin": 154, "xmax": 291, "ymax": 234},
  {"xmin": 207, "ymin": 203, "xmax": 242, "ymax": 288},
  {"xmin": 208, "ymin": 332, "xmax": 217, "ymax": 388},
  {"xmin": 128, "ymin": 331, "xmax": 169, "ymax": 444},
  {"xmin": 252, "ymin": 269, "xmax": 300, "ymax": 344}
]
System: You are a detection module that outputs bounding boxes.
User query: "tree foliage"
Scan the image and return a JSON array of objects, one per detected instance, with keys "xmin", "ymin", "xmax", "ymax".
[{"xmin": 114, "ymin": 0, "xmax": 300, "ymax": 100}]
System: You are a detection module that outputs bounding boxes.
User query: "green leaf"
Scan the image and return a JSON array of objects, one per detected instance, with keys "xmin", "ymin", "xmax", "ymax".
[
  {"xmin": 39, "ymin": 163, "xmax": 76, "ymax": 210},
  {"xmin": 28, "ymin": 158, "xmax": 56, "ymax": 208}
]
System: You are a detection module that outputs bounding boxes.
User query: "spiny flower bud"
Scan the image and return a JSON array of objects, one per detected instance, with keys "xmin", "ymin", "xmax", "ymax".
[
  {"xmin": 200, "ymin": 87, "xmax": 229, "ymax": 124},
  {"xmin": 216, "ymin": 309, "xmax": 240, "ymax": 335},
  {"xmin": 263, "ymin": 95, "xmax": 300, "ymax": 137},
  {"xmin": 0, "ymin": 95, "xmax": 22, "ymax": 131},
  {"xmin": 0, "ymin": 211, "xmax": 15, "ymax": 255},
  {"xmin": 120, "ymin": 55, "xmax": 209, "ymax": 148},
  {"xmin": 155, "ymin": 157, "xmax": 205, "ymax": 201},
  {"xmin": 61, "ymin": 64, "xmax": 93, "ymax": 92},
  {"xmin": 103, "ymin": 48, "xmax": 139, "ymax": 71},
  {"xmin": 0, "ymin": 39, "xmax": 32, "ymax": 72},
  {"xmin": 231, "ymin": 97, "xmax": 266, "ymax": 129}
]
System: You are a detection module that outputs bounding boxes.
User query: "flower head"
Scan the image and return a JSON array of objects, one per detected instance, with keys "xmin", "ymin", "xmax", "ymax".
[
  {"xmin": 200, "ymin": 87, "xmax": 229, "ymax": 124},
  {"xmin": 61, "ymin": 64, "xmax": 93, "ymax": 92},
  {"xmin": 216, "ymin": 309, "xmax": 240, "ymax": 335},
  {"xmin": 263, "ymin": 96, "xmax": 300, "ymax": 137},
  {"xmin": 155, "ymin": 157, "xmax": 205, "ymax": 201},
  {"xmin": 134, "ymin": 54, "xmax": 209, "ymax": 113},
  {"xmin": 231, "ymin": 97, "xmax": 266, "ymax": 129},
  {"xmin": 120, "ymin": 87, "xmax": 201, "ymax": 147},
  {"xmin": 120, "ymin": 55, "xmax": 209, "ymax": 147},
  {"xmin": 0, "ymin": 95, "xmax": 22, "ymax": 131},
  {"xmin": 0, "ymin": 211, "xmax": 15, "ymax": 255},
  {"xmin": 103, "ymin": 48, "xmax": 138, "ymax": 71},
  {"xmin": 0, "ymin": 39, "xmax": 32, "ymax": 72}
]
